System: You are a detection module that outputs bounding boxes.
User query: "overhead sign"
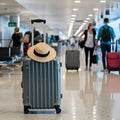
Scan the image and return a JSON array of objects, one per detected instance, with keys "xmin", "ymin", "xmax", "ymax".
[{"xmin": 8, "ymin": 22, "xmax": 17, "ymax": 27}]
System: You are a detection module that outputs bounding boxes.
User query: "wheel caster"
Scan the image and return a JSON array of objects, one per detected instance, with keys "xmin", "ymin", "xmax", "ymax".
[
  {"xmin": 55, "ymin": 107, "xmax": 61, "ymax": 114},
  {"xmin": 24, "ymin": 106, "xmax": 29, "ymax": 114},
  {"xmin": 54, "ymin": 105, "xmax": 61, "ymax": 114}
]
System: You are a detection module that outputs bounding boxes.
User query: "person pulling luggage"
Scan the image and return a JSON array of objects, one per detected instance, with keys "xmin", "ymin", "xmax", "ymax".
[
  {"xmin": 97, "ymin": 18, "xmax": 115, "ymax": 72},
  {"xmin": 79, "ymin": 23, "xmax": 97, "ymax": 71}
]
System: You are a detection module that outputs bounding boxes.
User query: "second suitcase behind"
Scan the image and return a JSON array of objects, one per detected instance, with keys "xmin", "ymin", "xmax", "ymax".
[{"xmin": 65, "ymin": 50, "xmax": 80, "ymax": 71}]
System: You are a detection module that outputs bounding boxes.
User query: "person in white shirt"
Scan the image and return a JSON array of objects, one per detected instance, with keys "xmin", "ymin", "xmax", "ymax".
[
  {"xmin": 79, "ymin": 23, "xmax": 97, "ymax": 71},
  {"xmin": 70, "ymin": 36, "xmax": 76, "ymax": 46}
]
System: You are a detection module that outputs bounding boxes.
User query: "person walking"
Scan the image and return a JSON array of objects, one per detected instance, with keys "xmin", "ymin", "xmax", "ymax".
[
  {"xmin": 70, "ymin": 35, "xmax": 76, "ymax": 47},
  {"xmin": 9, "ymin": 27, "xmax": 23, "ymax": 47},
  {"xmin": 97, "ymin": 18, "xmax": 115, "ymax": 72},
  {"xmin": 79, "ymin": 23, "xmax": 96, "ymax": 71}
]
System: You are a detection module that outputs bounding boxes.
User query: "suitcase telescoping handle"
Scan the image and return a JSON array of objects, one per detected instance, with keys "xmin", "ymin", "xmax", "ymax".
[
  {"xmin": 31, "ymin": 19, "xmax": 46, "ymax": 45},
  {"xmin": 31, "ymin": 19, "xmax": 46, "ymax": 24}
]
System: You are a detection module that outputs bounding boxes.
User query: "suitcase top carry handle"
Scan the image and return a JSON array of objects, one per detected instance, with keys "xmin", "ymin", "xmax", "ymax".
[{"xmin": 31, "ymin": 19, "xmax": 46, "ymax": 24}]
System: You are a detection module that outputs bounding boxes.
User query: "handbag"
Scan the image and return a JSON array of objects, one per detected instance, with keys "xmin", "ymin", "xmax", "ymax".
[
  {"xmin": 91, "ymin": 47, "xmax": 99, "ymax": 64},
  {"xmin": 78, "ymin": 40, "xmax": 85, "ymax": 48},
  {"xmin": 91, "ymin": 54, "xmax": 98, "ymax": 64}
]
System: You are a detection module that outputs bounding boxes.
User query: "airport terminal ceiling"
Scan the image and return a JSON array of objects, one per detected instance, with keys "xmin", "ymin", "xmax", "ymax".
[{"xmin": 0, "ymin": 0, "xmax": 120, "ymax": 37}]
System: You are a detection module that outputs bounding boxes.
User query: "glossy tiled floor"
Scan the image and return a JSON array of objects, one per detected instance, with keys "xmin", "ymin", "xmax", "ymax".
[{"xmin": 0, "ymin": 45, "xmax": 120, "ymax": 120}]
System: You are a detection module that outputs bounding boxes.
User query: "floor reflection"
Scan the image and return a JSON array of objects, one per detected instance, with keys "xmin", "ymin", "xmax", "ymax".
[
  {"xmin": 65, "ymin": 71, "xmax": 80, "ymax": 91},
  {"xmin": 106, "ymin": 74, "xmax": 120, "ymax": 93}
]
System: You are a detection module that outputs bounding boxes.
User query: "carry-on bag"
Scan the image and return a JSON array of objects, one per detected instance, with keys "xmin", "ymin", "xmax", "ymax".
[
  {"xmin": 107, "ymin": 52, "xmax": 120, "ymax": 74},
  {"xmin": 65, "ymin": 49, "xmax": 80, "ymax": 71},
  {"xmin": 22, "ymin": 59, "xmax": 61, "ymax": 114},
  {"xmin": 91, "ymin": 47, "xmax": 99, "ymax": 65},
  {"xmin": 22, "ymin": 19, "xmax": 62, "ymax": 114}
]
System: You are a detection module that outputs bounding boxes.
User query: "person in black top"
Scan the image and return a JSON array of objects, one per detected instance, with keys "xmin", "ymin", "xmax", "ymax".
[
  {"xmin": 9, "ymin": 27, "xmax": 23, "ymax": 47},
  {"xmin": 79, "ymin": 23, "xmax": 97, "ymax": 71}
]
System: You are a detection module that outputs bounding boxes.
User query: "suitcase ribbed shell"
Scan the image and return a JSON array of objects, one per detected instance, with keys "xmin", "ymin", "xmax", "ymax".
[{"xmin": 22, "ymin": 60, "xmax": 61, "ymax": 112}]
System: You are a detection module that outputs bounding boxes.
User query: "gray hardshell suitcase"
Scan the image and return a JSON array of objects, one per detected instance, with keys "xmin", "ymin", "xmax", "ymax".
[
  {"xmin": 65, "ymin": 50, "xmax": 80, "ymax": 71},
  {"xmin": 22, "ymin": 59, "xmax": 61, "ymax": 114}
]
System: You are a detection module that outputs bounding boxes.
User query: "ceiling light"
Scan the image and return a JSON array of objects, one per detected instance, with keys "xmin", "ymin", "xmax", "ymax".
[
  {"xmin": 100, "ymin": 0, "xmax": 106, "ymax": 3},
  {"xmin": 88, "ymin": 14, "xmax": 93, "ymax": 17},
  {"xmin": 84, "ymin": 20, "xmax": 88, "ymax": 23},
  {"xmin": 74, "ymin": 0, "xmax": 80, "ymax": 3},
  {"xmin": 86, "ymin": 18, "xmax": 90, "ymax": 20},
  {"xmin": 68, "ymin": 18, "xmax": 75, "ymax": 22},
  {"xmin": 93, "ymin": 8, "xmax": 99, "ymax": 11},
  {"xmin": 70, "ymin": 20, "xmax": 75, "ymax": 23},
  {"xmin": 71, "ymin": 18, "xmax": 75, "ymax": 20},
  {"xmin": 72, "ymin": 15, "xmax": 77, "ymax": 17},
  {"xmin": 73, "ymin": 8, "xmax": 78, "ymax": 11}
]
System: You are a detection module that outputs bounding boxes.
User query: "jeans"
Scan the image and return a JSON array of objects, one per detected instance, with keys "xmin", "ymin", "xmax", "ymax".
[
  {"xmin": 101, "ymin": 44, "xmax": 111, "ymax": 69},
  {"xmin": 84, "ymin": 47, "xmax": 94, "ymax": 68}
]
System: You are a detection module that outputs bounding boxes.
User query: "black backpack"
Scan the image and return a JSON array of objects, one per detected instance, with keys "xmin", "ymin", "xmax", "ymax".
[{"xmin": 101, "ymin": 26, "xmax": 111, "ymax": 41}]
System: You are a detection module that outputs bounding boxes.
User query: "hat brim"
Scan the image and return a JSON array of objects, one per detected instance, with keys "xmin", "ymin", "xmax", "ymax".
[{"xmin": 27, "ymin": 44, "xmax": 56, "ymax": 62}]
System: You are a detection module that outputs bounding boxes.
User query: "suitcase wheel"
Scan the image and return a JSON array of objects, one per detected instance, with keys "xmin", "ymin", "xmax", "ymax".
[
  {"xmin": 24, "ymin": 106, "xmax": 29, "ymax": 114},
  {"xmin": 55, "ymin": 107, "xmax": 61, "ymax": 114},
  {"xmin": 54, "ymin": 105, "xmax": 61, "ymax": 114}
]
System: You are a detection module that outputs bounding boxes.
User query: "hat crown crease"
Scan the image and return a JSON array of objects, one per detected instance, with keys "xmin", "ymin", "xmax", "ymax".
[{"xmin": 35, "ymin": 45, "xmax": 49, "ymax": 55}]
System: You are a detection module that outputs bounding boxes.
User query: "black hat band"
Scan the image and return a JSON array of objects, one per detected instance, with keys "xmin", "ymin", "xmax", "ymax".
[{"xmin": 34, "ymin": 49, "xmax": 50, "ymax": 57}]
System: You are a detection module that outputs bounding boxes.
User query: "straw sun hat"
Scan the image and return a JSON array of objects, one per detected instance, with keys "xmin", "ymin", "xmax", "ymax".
[{"xmin": 27, "ymin": 42, "xmax": 56, "ymax": 62}]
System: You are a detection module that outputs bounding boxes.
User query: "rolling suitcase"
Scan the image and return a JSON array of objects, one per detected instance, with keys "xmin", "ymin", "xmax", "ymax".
[
  {"xmin": 22, "ymin": 19, "xmax": 61, "ymax": 114},
  {"xmin": 65, "ymin": 49, "xmax": 80, "ymax": 71},
  {"xmin": 22, "ymin": 59, "xmax": 61, "ymax": 114},
  {"xmin": 107, "ymin": 52, "xmax": 120, "ymax": 74}
]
